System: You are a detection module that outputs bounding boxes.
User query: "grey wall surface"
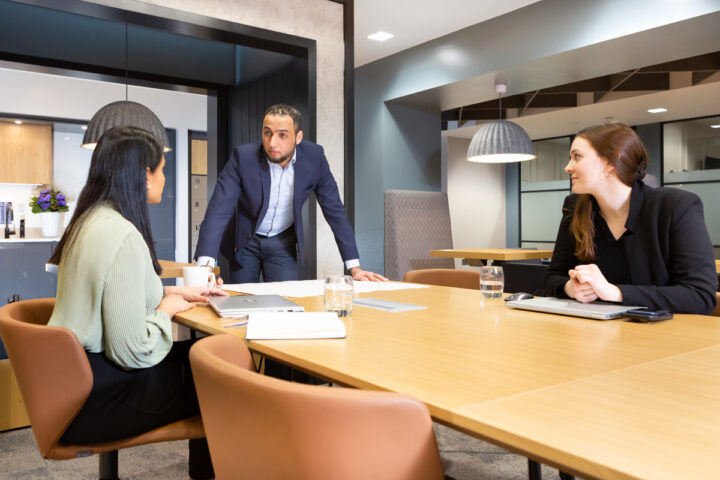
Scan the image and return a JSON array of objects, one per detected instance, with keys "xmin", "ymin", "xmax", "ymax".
[{"xmin": 355, "ymin": 0, "xmax": 720, "ymax": 275}]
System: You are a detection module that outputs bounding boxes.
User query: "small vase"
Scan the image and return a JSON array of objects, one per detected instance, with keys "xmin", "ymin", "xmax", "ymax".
[{"xmin": 41, "ymin": 212, "xmax": 61, "ymax": 237}]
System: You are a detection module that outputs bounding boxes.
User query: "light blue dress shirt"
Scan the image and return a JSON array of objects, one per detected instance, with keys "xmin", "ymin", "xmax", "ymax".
[{"xmin": 256, "ymin": 154, "xmax": 296, "ymax": 237}]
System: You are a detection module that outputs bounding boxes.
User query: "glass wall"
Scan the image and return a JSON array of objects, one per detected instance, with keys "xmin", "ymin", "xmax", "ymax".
[
  {"xmin": 663, "ymin": 115, "xmax": 720, "ymax": 253},
  {"xmin": 520, "ymin": 136, "xmax": 571, "ymax": 249}
]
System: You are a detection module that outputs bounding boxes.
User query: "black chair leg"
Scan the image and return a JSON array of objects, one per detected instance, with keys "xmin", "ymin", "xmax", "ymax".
[
  {"xmin": 529, "ymin": 459, "xmax": 542, "ymax": 480},
  {"xmin": 99, "ymin": 450, "xmax": 119, "ymax": 480}
]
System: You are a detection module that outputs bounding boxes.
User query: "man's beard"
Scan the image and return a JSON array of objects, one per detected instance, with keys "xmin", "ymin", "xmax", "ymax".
[{"xmin": 266, "ymin": 148, "xmax": 294, "ymax": 164}]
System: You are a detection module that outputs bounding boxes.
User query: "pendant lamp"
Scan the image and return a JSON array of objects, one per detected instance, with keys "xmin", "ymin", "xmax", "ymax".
[
  {"xmin": 81, "ymin": 24, "xmax": 171, "ymax": 152},
  {"xmin": 466, "ymin": 84, "xmax": 535, "ymax": 163},
  {"xmin": 82, "ymin": 100, "xmax": 170, "ymax": 152}
]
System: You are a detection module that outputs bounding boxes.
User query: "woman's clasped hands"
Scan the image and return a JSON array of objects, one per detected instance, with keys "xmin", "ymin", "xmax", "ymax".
[{"xmin": 564, "ymin": 264, "xmax": 623, "ymax": 303}]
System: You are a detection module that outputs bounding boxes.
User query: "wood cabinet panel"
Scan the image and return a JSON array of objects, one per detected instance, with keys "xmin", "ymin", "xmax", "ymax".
[
  {"xmin": 0, "ymin": 359, "xmax": 30, "ymax": 431},
  {"xmin": 191, "ymin": 139, "xmax": 207, "ymax": 175},
  {"xmin": 0, "ymin": 123, "xmax": 52, "ymax": 184}
]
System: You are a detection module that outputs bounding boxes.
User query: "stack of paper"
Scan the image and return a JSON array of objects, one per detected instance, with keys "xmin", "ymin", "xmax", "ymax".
[{"xmin": 245, "ymin": 312, "xmax": 346, "ymax": 340}]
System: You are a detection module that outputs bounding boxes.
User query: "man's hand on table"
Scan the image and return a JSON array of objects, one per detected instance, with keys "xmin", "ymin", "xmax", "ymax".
[{"xmin": 350, "ymin": 267, "xmax": 388, "ymax": 282}]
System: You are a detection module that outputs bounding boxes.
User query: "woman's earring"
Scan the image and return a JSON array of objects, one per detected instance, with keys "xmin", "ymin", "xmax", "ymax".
[{"xmin": 147, "ymin": 182, "xmax": 151, "ymax": 190}]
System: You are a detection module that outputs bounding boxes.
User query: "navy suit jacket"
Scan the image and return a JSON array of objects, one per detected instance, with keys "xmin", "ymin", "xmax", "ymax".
[{"xmin": 195, "ymin": 140, "xmax": 359, "ymax": 265}]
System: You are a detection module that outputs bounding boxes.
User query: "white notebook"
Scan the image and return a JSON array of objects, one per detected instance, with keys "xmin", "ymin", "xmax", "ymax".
[{"xmin": 245, "ymin": 312, "xmax": 346, "ymax": 340}]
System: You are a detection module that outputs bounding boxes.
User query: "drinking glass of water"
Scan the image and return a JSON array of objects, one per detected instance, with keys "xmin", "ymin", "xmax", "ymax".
[
  {"xmin": 324, "ymin": 274, "xmax": 354, "ymax": 317},
  {"xmin": 480, "ymin": 266, "xmax": 504, "ymax": 299}
]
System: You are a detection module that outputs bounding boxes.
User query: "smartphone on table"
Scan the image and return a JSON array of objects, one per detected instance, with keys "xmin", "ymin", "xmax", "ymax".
[{"xmin": 624, "ymin": 309, "xmax": 673, "ymax": 323}]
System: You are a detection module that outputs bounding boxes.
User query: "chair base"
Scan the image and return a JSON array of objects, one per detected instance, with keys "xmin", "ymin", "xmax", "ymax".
[{"xmin": 99, "ymin": 450, "xmax": 118, "ymax": 480}]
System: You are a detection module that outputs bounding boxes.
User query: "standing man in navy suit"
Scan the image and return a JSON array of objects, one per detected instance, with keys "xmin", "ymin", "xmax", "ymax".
[{"xmin": 195, "ymin": 104, "xmax": 386, "ymax": 283}]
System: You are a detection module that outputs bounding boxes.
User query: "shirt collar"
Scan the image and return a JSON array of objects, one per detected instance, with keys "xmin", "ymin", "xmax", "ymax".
[
  {"xmin": 266, "ymin": 149, "xmax": 297, "ymax": 169},
  {"xmin": 588, "ymin": 180, "xmax": 646, "ymax": 233}
]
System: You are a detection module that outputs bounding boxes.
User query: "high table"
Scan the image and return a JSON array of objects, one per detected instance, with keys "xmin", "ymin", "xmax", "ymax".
[
  {"xmin": 174, "ymin": 286, "xmax": 720, "ymax": 480},
  {"xmin": 430, "ymin": 248, "xmax": 554, "ymax": 266}
]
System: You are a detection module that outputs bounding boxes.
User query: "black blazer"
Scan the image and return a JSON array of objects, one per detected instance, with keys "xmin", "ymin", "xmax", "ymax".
[
  {"xmin": 546, "ymin": 181, "xmax": 717, "ymax": 314},
  {"xmin": 195, "ymin": 141, "xmax": 359, "ymax": 265}
]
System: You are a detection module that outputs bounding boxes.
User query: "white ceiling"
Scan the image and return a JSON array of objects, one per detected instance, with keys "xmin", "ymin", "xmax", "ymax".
[{"xmin": 353, "ymin": 0, "xmax": 542, "ymax": 67}]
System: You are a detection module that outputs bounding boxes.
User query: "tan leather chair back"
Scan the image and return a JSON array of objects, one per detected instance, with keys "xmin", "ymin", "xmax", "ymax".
[
  {"xmin": 404, "ymin": 268, "xmax": 480, "ymax": 290},
  {"xmin": 0, "ymin": 298, "xmax": 92, "ymax": 458},
  {"xmin": 190, "ymin": 334, "xmax": 444, "ymax": 480}
]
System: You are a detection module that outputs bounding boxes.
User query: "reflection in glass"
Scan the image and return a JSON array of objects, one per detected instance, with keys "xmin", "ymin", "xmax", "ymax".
[
  {"xmin": 664, "ymin": 116, "xmax": 720, "ymax": 181},
  {"xmin": 521, "ymin": 137, "xmax": 571, "ymax": 188}
]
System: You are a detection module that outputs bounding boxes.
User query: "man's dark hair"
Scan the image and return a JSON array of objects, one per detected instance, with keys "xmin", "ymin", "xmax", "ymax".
[{"xmin": 264, "ymin": 104, "xmax": 302, "ymax": 133}]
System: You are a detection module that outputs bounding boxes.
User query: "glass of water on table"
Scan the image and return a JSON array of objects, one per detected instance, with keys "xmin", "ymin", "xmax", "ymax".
[
  {"xmin": 324, "ymin": 274, "xmax": 354, "ymax": 317},
  {"xmin": 480, "ymin": 266, "xmax": 504, "ymax": 299}
]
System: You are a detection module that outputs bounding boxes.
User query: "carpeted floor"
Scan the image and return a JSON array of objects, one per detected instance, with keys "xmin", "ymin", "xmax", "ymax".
[{"xmin": 0, "ymin": 423, "xmax": 568, "ymax": 479}]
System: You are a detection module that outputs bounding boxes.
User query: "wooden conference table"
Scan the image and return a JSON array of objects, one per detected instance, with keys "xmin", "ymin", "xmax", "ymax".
[
  {"xmin": 175, "ymin": 286, "xmax": 720, "ymax": 480},
  {"xmin": 431, "ymin": 248, "xmax": 554, "ymax": 266},
  {"xmin": 158, "ymin": 259, "xmax": 220, "ymax": 279}
]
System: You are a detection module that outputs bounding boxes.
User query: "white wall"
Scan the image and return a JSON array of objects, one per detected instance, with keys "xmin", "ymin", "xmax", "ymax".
[
  {"xmin": 0, "ymin": 67, "xmax": 207, "ymax": 261},
  {"xmin": 445, "ymin": 136, "xmax": 506, "ymax": 269}
]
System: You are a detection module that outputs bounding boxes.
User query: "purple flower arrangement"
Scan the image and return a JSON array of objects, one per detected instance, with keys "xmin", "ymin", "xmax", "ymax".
[{"xmin": 29, "ymin": 187, "xmax": 69, "ymax": 213}]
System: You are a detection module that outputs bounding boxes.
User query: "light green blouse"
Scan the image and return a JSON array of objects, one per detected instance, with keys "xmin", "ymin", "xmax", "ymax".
[{"xmin": 48, "ymin": 204, "xmax": 172, "ymax": 370}]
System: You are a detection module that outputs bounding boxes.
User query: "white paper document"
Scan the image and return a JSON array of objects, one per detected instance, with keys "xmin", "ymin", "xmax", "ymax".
[
  {"xmin": 223, "ymin": 279, "xmax": 429, "ymax": 297},
  {"xmin": 245, "ymin": 311, "xmax": 346, "ymax": 340}
]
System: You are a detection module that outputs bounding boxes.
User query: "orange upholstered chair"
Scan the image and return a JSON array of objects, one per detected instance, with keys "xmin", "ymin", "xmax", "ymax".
[
  {"xmin": 189, "ymin": 334, "xmax": 445, "ymax": 480},
  {"xmin": 403, "ymin": 268, "xmax": 480, "ymax": 289},
  {"xmin": 712, "ymin": 292, "xmax": 720, "ymax": 317},
  {"xmin": 0, "ymin": 298, "xmax": 204, "ymax": 479}
]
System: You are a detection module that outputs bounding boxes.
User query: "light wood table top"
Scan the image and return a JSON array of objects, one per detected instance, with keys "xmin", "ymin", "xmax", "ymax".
[
  {"xmin": 175, "ymin": 285, "xmax": 720, "ymax": 479},
  {"xmin": 158, "ymin": 259, "xmax": 220, "ymax": 279},
  {"xmin": 454, "ymin": 345, "xmax": 720, "ymax": 480},
  {"xmin": 716, "ymin": 259, "xmax": 719, "ymax": 274},
  {"xmin": 431, "ymin": 248, "xmax": 554, "ymax": 261}
]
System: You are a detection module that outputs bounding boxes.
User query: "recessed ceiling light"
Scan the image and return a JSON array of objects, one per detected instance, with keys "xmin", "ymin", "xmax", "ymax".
[
  {"xmin": 14, "ymin": 120, "xmax": 22, "ymax": 124},
  {"xmin": 647, "ymin": 108, "xmax": 667, "ymax": 114},
  {"xmin": 710, "ymin": 124, "xmax": 720, "ymax": 129},
  {"xmin": 81, "ymin": 125, "xmax": 87, "ymax": 130},
  {"xmin": 368, "ymin": 31, "xmax": 394, "ymax": 42}
]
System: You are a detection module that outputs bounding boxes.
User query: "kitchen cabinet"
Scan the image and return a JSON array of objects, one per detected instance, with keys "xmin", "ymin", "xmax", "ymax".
[
  {"xmin": 0, "ymin": 241, "xmax": 56, "ymax": 304},
  {"xmin": 190, "ymin": 139, "xmax": 207, "ymax": 175},
  {"xmin": 0, "ymin": 122, "xmax": 53, "ymax": 184}
]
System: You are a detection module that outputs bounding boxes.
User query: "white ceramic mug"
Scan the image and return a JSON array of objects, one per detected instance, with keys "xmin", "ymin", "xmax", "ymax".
[{"xmin": 182, "ymin": 266, "xmax": 216, "ymax": 287}]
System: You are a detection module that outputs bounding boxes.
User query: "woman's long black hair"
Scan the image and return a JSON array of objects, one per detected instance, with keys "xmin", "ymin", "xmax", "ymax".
[{"xmin": 49, "ymin": 125, "xmax": 163, "ymax": 274}]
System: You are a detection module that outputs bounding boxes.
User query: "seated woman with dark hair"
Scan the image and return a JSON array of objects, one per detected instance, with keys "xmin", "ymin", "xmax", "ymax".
[
  {"xmin": 47, "ymin": 125, "xmax": 227, "ymax": 479},
  {"xmin": 546, "ymin": 122, "xmax": 717, "ymax": 314}
]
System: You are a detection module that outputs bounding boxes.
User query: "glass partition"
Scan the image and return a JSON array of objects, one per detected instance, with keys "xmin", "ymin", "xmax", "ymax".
[
  {"xmin": 663, "ymin": 115, "xmax": 720, "ymax": 248},
  {"xmin": 520, "ymin": 137, "xmax": 571, "ymax": 246}
]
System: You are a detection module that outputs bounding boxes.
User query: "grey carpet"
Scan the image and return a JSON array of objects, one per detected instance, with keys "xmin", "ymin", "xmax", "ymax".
[{"xmin": 0, "ymin": 424, "xmax": 569, "ymax": 479}]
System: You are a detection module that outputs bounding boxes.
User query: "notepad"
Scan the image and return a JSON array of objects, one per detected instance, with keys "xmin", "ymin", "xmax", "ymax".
[
  {"xmin": 245, "ymin": 312, "xmax": 346, "ymax": 340},
  {"xmin": 353, "ymin": 298, "xmax": 427, "ymax": 312}
]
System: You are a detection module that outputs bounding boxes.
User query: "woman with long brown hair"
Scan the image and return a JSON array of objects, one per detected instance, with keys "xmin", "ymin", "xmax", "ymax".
[{"xmin": 545, "ymin": 122, "xmax": 717, "ymax": 314}]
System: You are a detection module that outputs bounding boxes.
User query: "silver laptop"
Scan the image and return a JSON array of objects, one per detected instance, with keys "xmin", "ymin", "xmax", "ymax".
[
  {"xmin": 209, "ymin": 294, "xmax": 304, "ymax": 318},
  {"xmin": 506, "ymin": 297, "xmax": 645, "ymax": 320}
]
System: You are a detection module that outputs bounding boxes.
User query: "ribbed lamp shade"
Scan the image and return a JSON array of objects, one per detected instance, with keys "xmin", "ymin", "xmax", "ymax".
[
  {"xmin": 466, "ymin": 120, "xmax": 536, "ymax": 163},
  {"xmin": 81, "ymin": 101, "xmax": 171, "ymax": 151}
]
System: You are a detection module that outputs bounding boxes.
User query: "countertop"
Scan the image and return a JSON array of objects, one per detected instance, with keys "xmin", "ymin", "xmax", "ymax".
[{"xmin": 0, "ymin": 237, "xmax": 60, "ymax": 243}]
